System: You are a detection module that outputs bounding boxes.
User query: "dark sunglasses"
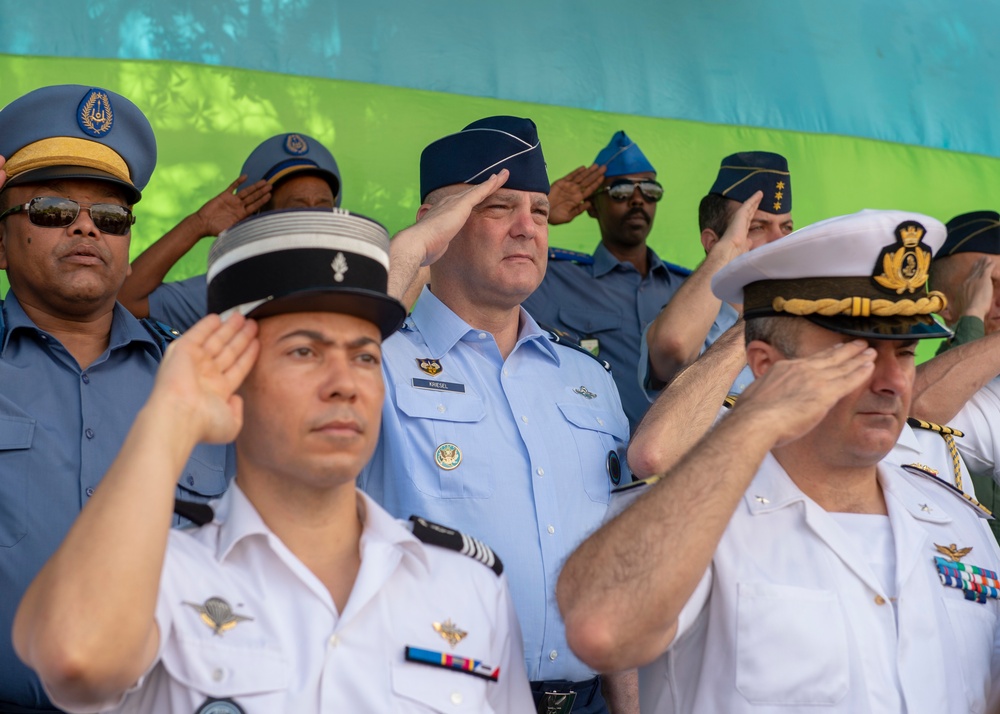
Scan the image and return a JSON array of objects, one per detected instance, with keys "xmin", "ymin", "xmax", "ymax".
[
  {"xmin": 0, "ymin": 196, "xmax": 135, "ymax": 236},
  {"xmin": 595, "ymin": 179, "xmax": 664, "ymax": 203}
]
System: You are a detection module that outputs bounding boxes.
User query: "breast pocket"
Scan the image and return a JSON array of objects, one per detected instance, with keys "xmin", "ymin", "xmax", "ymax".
[
  {"xmin": 557, "ymin": 402, "xmax": 629, "ymax": 504},
  {"xmin": 396, "ymin": 388, "xmax": 493, "ymax": 499},
  {"xmin": 735, "ymin": 582, "xmax": 849, "ymax": 705},
  {"xmin": 160, "ymin": 633, "xmax": 291, "ymax": 705},
  {"xmin": 0, "ymin": 413, "xmax": 35, "ymax": 547},
  {"xmin": 175, "ymin": 442, "xmax": 231, "ymax": 503},
  {"xmin": 392, "ymin": 659, "xmax": 490, "ymax": 713},
  {"xmin": 942, "ymin": 597, "xmax": 997, "ymax": 713}
]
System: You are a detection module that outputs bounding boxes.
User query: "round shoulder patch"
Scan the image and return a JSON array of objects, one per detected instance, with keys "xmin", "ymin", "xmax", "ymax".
[
  {"xmin": 77, "ymin": 88, "xmax": 114, "ymax": 137},
  {"xmin": 284, "ymin": 133, "xmax": 309, "ymax": 155}
]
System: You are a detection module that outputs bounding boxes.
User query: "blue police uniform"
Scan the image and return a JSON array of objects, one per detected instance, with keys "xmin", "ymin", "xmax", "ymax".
[
  {"xmin": 360, "ymin": 287, "xmax": 629, "ymax": 690},
  {"xmin": 148, "ymin": 274, "xmax": 206, "ymax": 331},
  {"xmin": 0, "ymin": 296, "xmax": 232, "ymax": 710},
  {"xmin": 524, "ymin": 244, "xmax": 689, "ymax": 432}
]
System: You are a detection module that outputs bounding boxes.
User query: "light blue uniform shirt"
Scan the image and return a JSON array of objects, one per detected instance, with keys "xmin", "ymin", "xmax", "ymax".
[
  {"xmin": 360, "ymin": 287, "xmax": 629, "ymax": 682},
  {"xmin": 0, "ymin": 294, "xmax": 233, "ymax": 710},
  {"xmin": 523, "ymin": 243, "xmax": 690, "ymax": 433},
  {"xmin": 148, "ymin": 274, "xmax": 207, "ymax": 331}
]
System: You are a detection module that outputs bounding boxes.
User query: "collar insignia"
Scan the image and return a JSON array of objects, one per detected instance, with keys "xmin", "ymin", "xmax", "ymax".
[
  {"xmin": 434, "ymin": 618, "xmax": 468, "ymax": 647},
  {"xmin": 77, "ymin": 89, "xmax": 114, "ymax": 137},
  {"xmin": 184, "ymin": 597, "xmax": 253, "ymax": 636},
  {"xmin": 873, "ymin": 220, "xmax": 932, "ymax": 295},
  {"xmin": 417, "ymin": 358, "xmax": 443, "ymax": 376}
]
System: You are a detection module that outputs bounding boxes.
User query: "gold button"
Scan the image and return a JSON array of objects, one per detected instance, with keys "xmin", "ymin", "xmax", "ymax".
[{"xmin": 874, "ymin": 595, "xmax": 886, "ymax": 605}]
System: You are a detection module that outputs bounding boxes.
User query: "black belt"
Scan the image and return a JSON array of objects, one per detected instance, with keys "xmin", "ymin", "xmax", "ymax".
[{"xmin": 529, "ymin": 676, "xmax": 600, "ymax": 714}]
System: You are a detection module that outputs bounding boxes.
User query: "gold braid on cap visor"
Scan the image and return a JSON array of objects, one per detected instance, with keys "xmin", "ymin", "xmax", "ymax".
[{"xmin": 772, "ymin": 291, "xmax": 947, "ymax": 317}]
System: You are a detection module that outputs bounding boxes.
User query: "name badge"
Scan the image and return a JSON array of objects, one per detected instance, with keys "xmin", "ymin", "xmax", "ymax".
[{"xmin": 411, "ymin": 378, "xmax": 466, "ymax": 394}]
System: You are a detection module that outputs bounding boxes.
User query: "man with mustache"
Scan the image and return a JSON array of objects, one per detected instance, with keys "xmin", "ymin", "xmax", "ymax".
[
  {"xmin": 0, "ymin": 85, "xmax": 231, "ymax": 713},
  {"xmin": 14, "ymin": 209, "xmax": 534, "ymax": 712},
  {"xmin": 559, "ymin": 210, "xmax": 1000, "ymax": 712},
  {"xmin": 362, "ymin": 116, "xmax": 636, "ymax": 713},
  {"xmin": 523, "ymin": 131, "xmax": 690, "ymax": 432}
]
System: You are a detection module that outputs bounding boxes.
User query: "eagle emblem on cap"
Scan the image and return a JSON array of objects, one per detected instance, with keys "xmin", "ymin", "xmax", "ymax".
[
  {"xmin": 284, "ymin": 133, "xmax": 309, "ymax": 155},
  {"xmin": 872, "ymin": 221, "xmax": 932, "ymax": 295},
  {"xmin": 77, "ymin": 89, "xmax": 114, "ymax": 137}
]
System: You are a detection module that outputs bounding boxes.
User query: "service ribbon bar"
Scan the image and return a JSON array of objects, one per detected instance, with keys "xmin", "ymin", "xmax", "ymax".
[
  {"xmin": 936, "ymin": 557, "xmax": 1000, "ymax": 603},
  {"xmin": 405, "ymin": 646, "xmax": 500, "ymax": 682}
]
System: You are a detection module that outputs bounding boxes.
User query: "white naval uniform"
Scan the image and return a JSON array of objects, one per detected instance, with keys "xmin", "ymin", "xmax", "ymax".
[
  {"xmin": 888, "ymin": 422, "xmax": 978, "ymax": 499},
  {"xmin": 58, "ymin": 485, "xmax": 532, "ymax": 714},
  {"xmin": 638, "ymin": 454, "xmax": 1000, "ymax": 713},
  {"xmin": 952, "ymin": 378, "xmax": 1000, "ymax": 484}
]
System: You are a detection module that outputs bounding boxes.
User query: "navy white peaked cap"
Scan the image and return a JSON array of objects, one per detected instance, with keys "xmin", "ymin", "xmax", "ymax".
[
  {"xmin": 712, "ymin": 209, "xmax": 951, "ymax": 340},
  {"xmin": 420, "ymin": 115, "xmax": 549, "ymax": 201},
  {"xmin": 207, "ymin": 209, "xmax": 406, "ymax": 337}
]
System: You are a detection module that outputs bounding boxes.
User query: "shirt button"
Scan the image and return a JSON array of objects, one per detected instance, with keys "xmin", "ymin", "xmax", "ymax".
[
  {"xmin": 521, "ymin": 415, "xmax": 528, "ymax": 424},
  {"xmin": 81, "ymin": 373, "xmax": 90, "ymax": 384},
  {"xmin": 549, "ymin": 650, "xmax": 558, "ymax": 661},
  {"xmin": 547, "ymin": 525, "xmax": 555, "ymax": 534},
  {"xmin": 596, "ymin": 417, "xmax": 605, "ymax": 426},
  {"xmin": 187, "ymin": 475, "xmax": 195, "ymax": 486},
  {"xmin": 437, "ymin": 405, "xmax": 446, "ymax": 413},
  {"xmin": 85, "ymin": 428, "xmax": 95, "ymax": 439},
  {"xmin": 503, "ymin": 368, "xmax": 509, "ymax": 377},
  {"xmin": 478, "ymin": 332, "xmax": 488, "ymax": 339},
  {"xmin": 451, "ymin": 692, "xmax": 463, "ymax": 705},
  {"xmin": 874, "ymin": 595, "xmax": 886, "ymax": 606},
  {"xmin": 536, "ymin": 468, "xmax": 544, "ymax": 477},
  {"xmin": 328, "ymin": 634, "xmax": 339, "ymax": 647},
  {"xmin": 211, "ymin": 667, "xmax": 224, "ymax": 681},
  {"xmin": 85, "ymin": 487, "xmax": 94, "ymax": 497}
]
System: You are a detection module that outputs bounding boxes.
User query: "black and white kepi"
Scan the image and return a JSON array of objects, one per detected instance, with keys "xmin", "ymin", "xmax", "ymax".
[{"xmin": 206, "ymin": 208, "xmax": 406, "ymax": 337}]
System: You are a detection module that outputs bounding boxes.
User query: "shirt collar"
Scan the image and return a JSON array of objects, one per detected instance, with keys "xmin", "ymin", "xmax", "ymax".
[
  {"xmin": 1, "ymin": 294, "xmax": 162, "ymax": 357},
  {"xmin": 407, "ymin": 286, "xmax": 559, "ymax": 364},
  {"xmin": 215, "ymin": 482, "xmax": 430, "ymax": 573},
  {"xmin": 592, "ymin": 242, "xmax": 666, "ymax": 278}
]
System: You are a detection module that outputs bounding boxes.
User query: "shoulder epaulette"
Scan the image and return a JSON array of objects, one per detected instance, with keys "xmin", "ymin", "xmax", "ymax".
[
  {"xmin": 547, "ymin": 247, "xmax": 594, "ymax": 265},
  {"xmin": 901, "ymin": 464, "xmax": 993, "ymax": 519},
  {"xmin": 141, "ymin": 318, "xmax": 182, "ymax": 352},
  {"xmin": 174, "ymin": 498, "xmax": 214, "ymax": 526},
  {"xmin": 906, "ymin": 417, "xmax": 964, "ymax": 438},
  {"xmin": 409, "ymin": 516, "xmax": 503, "ymax": 576},
  {"xmin": 723, "ymin": 395, "xmax": 738, "ymax": 410},
  {"xmin": 662, "ymin": 260, "xmax": 693, "ymax": 277},
  {"xmin": 546, "ymin": 330, "xmax": 612, "ymax": 372},
  {"xmin": 611, "ymin": 474, "xmax": 662, "ymax": 495}
]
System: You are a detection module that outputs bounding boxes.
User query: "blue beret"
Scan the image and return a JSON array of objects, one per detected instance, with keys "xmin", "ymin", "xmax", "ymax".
[
  {"xmin": 240, "ymin": 133, "xmax": 341, "ymax": 207},
  {"xmin": 709, "ymin": 151, "xmax": 791, "ymax": 215},
  {"xmin": 420, "ymin": 116, "xmax": 549, "ymax": 201},
  {"xmin": 593, "ymin": 130, "xmax": 655, "ymax": 177},
  {"xmin": 0, "ymin": 85, "xmax": 156, "ymax": 203},
  {"xmin": 939, "ymin": 211, "xmax": 1000, "ymax": 257}
]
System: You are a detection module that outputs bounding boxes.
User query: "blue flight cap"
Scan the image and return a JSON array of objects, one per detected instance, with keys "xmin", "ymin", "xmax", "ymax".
[
  {"xmin": 593, "ymin": 130, "xmax": 655, "ymax": 177},
  {"xmin": 0, "ymin": 84, "xmax": 156, "ymax": 204},
  {"xmin": 939, "ymin": 211, "xmax": 1000, "ymax": 257},
  {"xmin": 709, "ymin": 151, "xmax": 791, "ymax": 215},
  {"xmin": 420, "ymin": 116, "xmax": 549, "ymax": 201},
  {"xmin": 240, "ymin": 133, "xmax": 342, "ymax": 207}
]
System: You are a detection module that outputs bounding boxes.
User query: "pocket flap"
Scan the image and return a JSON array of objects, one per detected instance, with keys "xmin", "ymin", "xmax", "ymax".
[
  {"xmin": 392, "ymin": 658, "xmax": 488, "ymax": 711},
  {"xmin": 0, "ymin": 414, "xmax": 34, "ymax": 450},
  {"xmin": 557, "ymin": 402, "xmax": 627, "ymax": 441},
  {"xmin": 558, "ymin": 307, "xmax": 621, "ymax": 335},
  {"xmin": 176, "ymin": 443, "xmax": 230, "ymax": 498},
  {"xmin": 396, "ymin": 387, "xmax": 486, "ymax": 423},
  {"xmin": 161, "ymin": 633, "xmax": 290, "ymax": 697}
]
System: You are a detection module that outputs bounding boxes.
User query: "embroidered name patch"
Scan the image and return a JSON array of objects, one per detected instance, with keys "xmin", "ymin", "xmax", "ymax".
[{"xmin": 412, "ymin": 378, "xmax": 466, "ymax": 393}]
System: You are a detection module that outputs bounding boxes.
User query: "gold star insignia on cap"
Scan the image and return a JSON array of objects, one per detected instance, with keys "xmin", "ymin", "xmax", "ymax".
[
  {"xmin": 433, "ymin": 619, "xmax": 468, "ymax": 648},
  {"xmin": 184, "ymin": 597, "xmax": 253, "ymax": 636},
  {"xmin": 935, "ymin": 543, "xmax": 973, "ymax": 563},
  {"xmin": 776, "ymin": 181, "xmax": 785, "ymax": 190},
  {"xmin": 773, "ymin": 202, "xmax": 782, "ymax": 211}
]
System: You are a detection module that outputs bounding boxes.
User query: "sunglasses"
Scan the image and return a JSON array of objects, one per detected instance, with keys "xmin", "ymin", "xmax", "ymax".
[
  {"xmin": 0, "ymin": 196, "xmax": 135, "ymax": 236},
  {"xmin": 595, "ymin": 179, "xmax": 664, "ymax": 203}
]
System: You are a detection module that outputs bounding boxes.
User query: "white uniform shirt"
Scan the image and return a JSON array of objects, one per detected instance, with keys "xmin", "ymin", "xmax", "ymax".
[
  {"xmin": 639, "ymin": 455, "xmax": 1000, "ymax": 714},
  {"xmin": 68, "ymin": 485, "xmax": 532, "ymax": 714},
  {"xmin": 952, "ymin": 378, "xmax": 1000, "ymax": 483}
]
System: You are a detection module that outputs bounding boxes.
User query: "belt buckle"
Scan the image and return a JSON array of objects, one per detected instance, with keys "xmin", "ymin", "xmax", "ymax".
[{"xmin": 538, "ymin": 690, "xmax": 577, "ymax": 714}]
